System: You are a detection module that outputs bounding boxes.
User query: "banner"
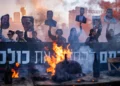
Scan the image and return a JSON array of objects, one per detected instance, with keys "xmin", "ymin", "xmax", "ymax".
[{"xmin": 0, "ymin": 42, "xmax": 120, "ymax": 73}]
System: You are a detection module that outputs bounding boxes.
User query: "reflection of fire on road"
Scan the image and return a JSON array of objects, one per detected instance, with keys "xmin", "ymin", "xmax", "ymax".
[
  {"xmin": 45, "ymin": 42, "xmax": 72, "ymax": 76},
  {"xmin": 11, "ymin": 63, "xmax": 20, "ymax": 78}
]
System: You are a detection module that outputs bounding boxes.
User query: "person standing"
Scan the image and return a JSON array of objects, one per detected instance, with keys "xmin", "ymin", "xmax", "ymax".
[
  {"xmin": 48, "ymin": 27, "xmax": 66, "ymax": 46},
  {"xmin": 68, "ymin": 26, "xmax": 82, "ymax": 51},
  {"xmin": 16, "ymin": 30, "xmax": 26, "ymax": 42}
]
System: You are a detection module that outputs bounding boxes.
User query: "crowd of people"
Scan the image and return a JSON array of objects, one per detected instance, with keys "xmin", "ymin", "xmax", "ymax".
[{"xmin": 0, "ymin": 8, "xmax": 120, "ymax": 51}]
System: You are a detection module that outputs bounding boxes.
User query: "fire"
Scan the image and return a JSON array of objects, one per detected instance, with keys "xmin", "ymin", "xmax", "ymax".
[
  {"xmin": 11, "ymin": 63, "xmax": 20, "ymax": 78},
  {"xmin": 45, "ymin": 42, "xmax": 72, "ymax": 76}
]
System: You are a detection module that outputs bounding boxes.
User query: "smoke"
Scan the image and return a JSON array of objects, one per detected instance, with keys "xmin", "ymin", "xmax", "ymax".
[{"xmin": 16, "ymin": 0, "xmax": 27, "ymax": 6}]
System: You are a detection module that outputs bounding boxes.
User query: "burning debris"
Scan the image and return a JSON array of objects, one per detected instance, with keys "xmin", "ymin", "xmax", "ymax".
[
  {"xmin": 45, "ymin": 42, "xmax": 72, "ymax": 76},
  {"xmin": 11, "ymin": 63, "xmax": 20, "ymax": 78},
  {"xmin": 45, "ymin": 43, "xmax": 83, "ymax": 82}
]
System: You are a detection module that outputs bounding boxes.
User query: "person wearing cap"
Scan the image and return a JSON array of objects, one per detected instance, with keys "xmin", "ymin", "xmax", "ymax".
[
  {"xmin": 48, "ymin": 27, "xmax": 66, "ymax": 46},
  {"xmin": 16, "ymin": 30, "xmax": 26, "ymax": 42}
]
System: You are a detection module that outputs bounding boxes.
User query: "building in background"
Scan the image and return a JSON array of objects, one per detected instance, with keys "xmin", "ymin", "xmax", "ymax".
[{"xmin": 14, "ymin": 12, "xmax": 20, "ymax": 23}]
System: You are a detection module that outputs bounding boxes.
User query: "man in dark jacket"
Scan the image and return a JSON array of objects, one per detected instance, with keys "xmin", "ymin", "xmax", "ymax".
[
  {"xmin": 48, "ymin": 27, "xmax": 66, "ymax": 46},
  {"xmin": 24, "ymin": 30, "xmax": 42, "ymax": 43}
]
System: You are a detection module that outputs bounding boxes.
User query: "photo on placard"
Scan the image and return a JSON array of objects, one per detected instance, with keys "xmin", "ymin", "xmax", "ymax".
[
  {"xmin": 45, "ymin": 10, "xmax": 57, "ymax": 27},
  {"xmin": 92, "ymin": 16, "xmax": 102, "ymax": 29},
  {"xmin": 1, "ymin": 14, "xmax": 9, "ymax": 29},
  {"xmin": 21, "ymin": 16, "xmax": 34, "ymax": 31},
  {"xmin": 104, "ymin": 8, "xmax": 117, "ymax": 24},
  {"xmin": 75, "ymin": 7, "xmax": 87, "ymax": 24}
]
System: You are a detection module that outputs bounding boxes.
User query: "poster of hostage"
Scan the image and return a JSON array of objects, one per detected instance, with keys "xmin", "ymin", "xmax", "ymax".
[{"xmin": 1, "ymin": 0, "xmax": 120, "ymax": 85}]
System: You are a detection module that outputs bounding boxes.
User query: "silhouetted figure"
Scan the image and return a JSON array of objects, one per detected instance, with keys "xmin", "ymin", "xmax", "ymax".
[
  {"xmin": 68, "ymin": 27, "xmax": 82, "ymax": 51},
  {"xmin": 86, "ymin": 19, "xmax": 102, "ymax": 44},
  {"xmin": 48, "ymin": 27, "xmax": 66, "ymax": 46},
  {"xmin": 16, "ymin": 30, "xmax": 26, "ymax": 42},
  {"xmin": 24, "ymin": 30, "xmax": 42, "ymax": 43},
  {"xmin": 4, "ymin": 58, "xmax": 12, "ymax": 84},
  {"xmin": 1, "ymin": 14, "xmax": 10, "ymax": 29},
  {"xmin": 104, "ymin": 8, "xmax": 116, "ymax": 24},
  {"xmin": 86, "ymin": 29, "xmax": 102, "ymax": 44},
  {"xmin": 6, "ymin": 30, "xmax": 16, "ymax": 42}
]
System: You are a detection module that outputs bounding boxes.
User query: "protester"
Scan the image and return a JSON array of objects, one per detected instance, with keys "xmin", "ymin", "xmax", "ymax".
[
  {"xmin": 68, "ymin": 27, "xmax": 82, "ymax": 51},
  {"xmin": 16, "ymin": 30, "xmax": 26, "ymax": 42},
  {"xmin": 86, "ymin": 19, "xmax": 102, "ymax": 44},
  {"xmin": 24, "ymin": 30, "xmax": 42, "ymax": 43},
  {"xmin": 48, "ymin": 27, "xmax": 66, "ymax": 46}
]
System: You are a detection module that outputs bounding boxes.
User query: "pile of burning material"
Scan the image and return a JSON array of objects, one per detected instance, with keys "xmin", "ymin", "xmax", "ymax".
[
  {"xmin": 45, "ymin": 43, "xmax": 84, "ymax": 83},
  {"xmin": 52, "ymin": 55, "xmax": 83, "ymax": 83}
]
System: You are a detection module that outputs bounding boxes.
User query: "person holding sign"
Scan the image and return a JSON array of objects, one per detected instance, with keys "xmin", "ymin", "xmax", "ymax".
[
  {"xmin": 48, "ymin": 27, "xmax": 66, "ymax": 46},
  {"xmin": 45, "ymin": 10, "xmax": 57, "ymax": 27},
  {"xmin": 45, "ymin": 10, "xmax": 66, "ymax": 46},
  {"xmin": 86, "ymin": 16, "xmax": 102, "ymax": 44}
]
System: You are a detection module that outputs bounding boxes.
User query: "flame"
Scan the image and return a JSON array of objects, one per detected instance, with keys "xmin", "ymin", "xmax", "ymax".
[
  {"xmin": 45, "ymin": 42, "xmax": 72, "ymax": 76},
  {"xmin": 11, "ymin": 63, "xmax": 20, "ymax": 78}
]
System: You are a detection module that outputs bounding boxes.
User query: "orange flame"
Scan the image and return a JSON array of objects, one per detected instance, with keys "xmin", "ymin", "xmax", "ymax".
[
  {"xmin": 45, "ymin": 42, "xmax": 72, "ymax": 76},
  {"xmin": 11, "ymin": 63, "xmax": 20, "ymax": 78}
]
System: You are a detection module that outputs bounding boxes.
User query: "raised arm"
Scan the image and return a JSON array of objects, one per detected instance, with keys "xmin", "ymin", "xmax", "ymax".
[
  {"xmin": 78, "ymin": 25, "xmax": 82, "ymax": 36},
  {"xmin": 96, "ymin": 25, "xmax": 102, "ymax": 39},
  {"xmin": 24, "ymin": 31, "xmax": 29, "ymax": 41},
  {"xmin": 48, "ymin": 26, "xmax": 56, "ymax": 41}
]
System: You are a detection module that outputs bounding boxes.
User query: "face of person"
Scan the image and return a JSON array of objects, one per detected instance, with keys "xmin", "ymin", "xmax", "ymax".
[
  {"xmin": 7, "ymin": 32, "xmax": 13, "ymax": 39},
  {"xmin": 47, "ymin": 11, "xmax": 53, "ymax": 20},
  {"xmin": 57, "ymin": 30, "xmax": 62, "ymax": 36},
  {"xmin": 18, "ymin": 33, "xmax": 23, "ymax": 38},
  {"xmin": 106, "ymin": 9, "xmax": 113, "ymax": 18},
  {"xmin": 1, "ymin": 15, "xmax": 9, "ymax": 29},
  {"xmin": 22, "ymin": 18, "xmax": 33, "ymax": 30},
  {"xmin": 71, "ymin": 28, "xmax": 77, "ymax": 36},
  {"xmin": 80, "ymin": 8, "xmax": 84, "ymax": 15},
  {"xmin": 109, "ymin": 29, "xmax": 114, "ymax": 37}
]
